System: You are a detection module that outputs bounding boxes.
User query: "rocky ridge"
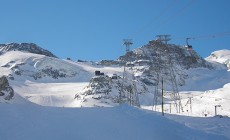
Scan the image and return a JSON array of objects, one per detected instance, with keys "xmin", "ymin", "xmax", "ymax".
[
  {"xmin": 0, "ymin": 43, "xmax": 57, "ymax": 58},
  {"xmin": 0, "ymin": 76, "xmax": 14, "ymax": 101},
  {"xmin": 79, "ymin": 41, "xmax": 217, "ymax": 106}
]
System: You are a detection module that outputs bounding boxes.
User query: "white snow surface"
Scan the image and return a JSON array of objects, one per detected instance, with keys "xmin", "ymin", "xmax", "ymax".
[
  {"xmin": 11, "ymin": 80, "xmax": 88, "ymax": 107},
  {"xmin": 0, "ymin": 104, "xmax": 228, "ymax": 140},
  {"xmin": 206, "ymin": 49, "xmax": 230, "ymax": 69},
  {"xmin": 1, "ymin": 50, "xmax": 230, "ymax": 139}
]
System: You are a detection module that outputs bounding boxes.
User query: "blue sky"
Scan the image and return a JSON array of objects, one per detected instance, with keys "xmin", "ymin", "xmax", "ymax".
[{"xmin": 0, "ymin": 0, "xmax": 230, "ymax": 61}]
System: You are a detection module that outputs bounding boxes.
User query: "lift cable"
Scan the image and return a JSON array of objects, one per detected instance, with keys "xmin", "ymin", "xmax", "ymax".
[{"xmin": 175, "ymin": 31, "xmax": 230, "ymax": 40}]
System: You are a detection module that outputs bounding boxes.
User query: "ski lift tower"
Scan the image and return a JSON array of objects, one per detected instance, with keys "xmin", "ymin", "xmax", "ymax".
[
  {"xmin": 153, "ymin": 36, "xmax": 183, "ymax": 113},
  {"xmin": 123, "ymin": 39, "xmax": 133, "ymax": 52},
  {"xmin": 156, "ymin": 35, "xmax": 171, "ymax": 44},
  {"xmin": 121, "ymin": 39, "xmax": 132, "ymax": 104},
  {"xmin": 120, "ymin": 39, "xmax": 140, "ymax": 107}
]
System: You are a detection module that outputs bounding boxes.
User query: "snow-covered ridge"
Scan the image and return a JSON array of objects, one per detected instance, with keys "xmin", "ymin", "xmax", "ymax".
[
  {"xmin": 206, "ymin": 49, "xmax": 230, "ymax": 69},
  {"xmin": 0, "ymin": 43, "xmax": 57, "ymax": 58}
]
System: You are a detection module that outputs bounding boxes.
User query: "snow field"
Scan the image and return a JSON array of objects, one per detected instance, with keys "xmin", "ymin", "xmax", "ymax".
[
  {"xmin": 0, "ymin": 104, "xmax": 227, "ymax": 140},
  {"xmin": 10, "ymin": 80, "xmax": 89, "ymax": 107}
]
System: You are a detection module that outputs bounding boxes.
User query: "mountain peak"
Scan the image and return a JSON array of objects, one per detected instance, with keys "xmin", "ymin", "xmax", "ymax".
[
  {"xmin": 206, "ymin": 49, "xmax": 230, "ymax": 69},
  {"xmin": 0, "ymin": 43, "xmax": 57, "ymax": 58},
  {"xmin": 118, "ymin": 40, "xmax": 212, "ymax": 69}
]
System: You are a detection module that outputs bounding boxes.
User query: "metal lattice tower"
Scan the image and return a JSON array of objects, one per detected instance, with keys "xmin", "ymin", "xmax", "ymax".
[
  {"xmin": 123, "ymin": 39, "xmax": 133, "ymax": 52},
  {"xmin": 120, "ymin": 39, "xmax": 140, "ymax": 107},
  {"xmin": 151, "ymin": 40, "xmax": 183, "ymax": 113},
  {"xmin": 167, "ymin": 51, "xmax": 183, "ymax": 113},
  {"xmin": 156, "ymin": 35, "xmax": 171, "ymax": 44}
]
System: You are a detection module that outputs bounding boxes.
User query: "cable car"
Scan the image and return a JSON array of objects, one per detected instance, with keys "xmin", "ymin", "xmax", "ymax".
[
  {"xmin": 186, "ymin": 38, "xmax": 193, "ymax": 51},
  {"xmin": 187, "ymin": 45, "xmax": 193, "ymax": 51}
]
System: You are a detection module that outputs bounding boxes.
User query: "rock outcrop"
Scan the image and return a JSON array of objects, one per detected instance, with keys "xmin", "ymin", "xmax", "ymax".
[
  {"xmin": 0, "ymin": 43, "xmax": 57, "ymax": 58},
  {"xmin": 0, "ymin": 76, "xmax": 14, "ymax": 100}
]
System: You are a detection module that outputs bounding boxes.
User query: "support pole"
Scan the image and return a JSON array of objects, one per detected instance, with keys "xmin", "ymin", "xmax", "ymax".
[
  {"xmin": 122, "ymin": 39, "xmax": 132, "ymax": 105},
  {"xmin": 169, "ymin": 103, "xmax": 171, "ymax": 113},
  {"xmin": 215, "ymin": 106, "xmax": 217, "ymax": 116},
  {"xmin": 214, "ymin": 105, "xmax": 221, "ymax": 116},
  {"xmin": 178, "ymin": 101, "xmax": 181, "ymax": 113},
  {"xmin": 162, "ymin": 79, "xmax": 164, "ymax": 116},
  {"xmin": 189, "ymin": 97, "xmax": 192, "ymax": 113}
]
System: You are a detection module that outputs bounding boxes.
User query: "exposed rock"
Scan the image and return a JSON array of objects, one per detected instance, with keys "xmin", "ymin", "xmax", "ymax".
[
  {"xmin": 0, "ymin": 76, "xmax": 14, "ymax": 100},
  {"xmin": 116, "ymin": 41, "xmax": 213, "ymax": 88},
  {"xmin": 0, "ymin": 43, "xmax": 57, "ymax": 58},
  {"xmin": 14, "ymin": 69, "xmax": 22, "ymax": 75},
  {"xmin": 4, "ymin": 58, "xmax": 77, "ymax": 80},
  {"xmin": 118, "ymin": 40, "xmax": 212, "ymax": 69},
  {"xmin": 41, "ymin": 67, "xmax": 67, "ymax": 79},
  {"xmin": 0, "ymin": 76, "xmax": 10, "ymax": 88},
  {"xmin": 77, "ymin": 75, "xmax": 121, "ymax": 106},
  {"xmin": 97, "ymin": 41, "xmax": 212, "ymax": 88},
  {"xmin": 77, "ymin": 60, "xmax": 87, "ymax": 62},
  {"xmin": 79, "ymin": 41, "xmax": 215, "ymax": 106},
  {"xmin": 98, "ymin": 60, "xmax": 122, "ymax": 66},
  {"xmin": 7, "ymin": 74, "xmax": 14, "ymax": 80},
  {"xmin": 77, "ymin": 73, "xmax": 148, "ymax": 106},
  {"xmin": 85, "ymin": 75, "xmax": 113, "ymax": 95}
]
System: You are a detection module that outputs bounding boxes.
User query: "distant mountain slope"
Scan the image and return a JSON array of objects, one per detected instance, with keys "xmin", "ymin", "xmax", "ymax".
[
  {"xmin": 206, "ymin": 49, "xmax": 230, "ymax": 69},
  {"xmin": 0, "ymin": 51, "xmax": 93, "ymax": 82},
  {"xmin": 0, "ymin": 43, "xmax": 57, "ymax": 58}
]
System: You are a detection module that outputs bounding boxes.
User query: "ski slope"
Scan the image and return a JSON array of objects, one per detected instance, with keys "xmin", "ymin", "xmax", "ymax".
[
  {"xmin": 11, "ymin": 80, "xmax": 88, "ymax": 107},
  {"xmin": 0, "ymin": 104, "xmax": 228, "ymax": 140}
]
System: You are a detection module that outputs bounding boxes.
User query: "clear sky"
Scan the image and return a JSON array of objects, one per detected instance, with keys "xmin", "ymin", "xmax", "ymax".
[{"xmin": 0, "ymin": 0, "xmax": 230, "ymax": 61}]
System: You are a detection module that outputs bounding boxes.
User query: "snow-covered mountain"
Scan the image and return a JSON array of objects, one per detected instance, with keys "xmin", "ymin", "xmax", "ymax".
[
  {"xmin": 0, "ymin": 50, "xmax": 95, "ymax": 106},
  {"xmin": 80, "ymin": 41, "xmax": 230, "ymax": 107},
  {"xmin": 1, "ymin": 42, "xmax": 230, "ymax": 109},
  {"xmin": 206, "ymin": 49, "xmax": 230, "ymax": 69},
  {"xmin": 0, "ymin": 43, "xmax": 57, "ymax": 58},
  {"xmin": 1, "ymin": 42, "xmax": 230, "ymax": 139},
  {"xmin": 0, "ymin": 51, "xmax": 92, "ymax": 81}
]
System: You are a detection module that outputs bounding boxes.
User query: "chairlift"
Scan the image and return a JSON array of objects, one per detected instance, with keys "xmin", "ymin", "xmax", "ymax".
[{"xmin": 186, "ymin": 38, "xmax": 193, "ymax": 51}]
